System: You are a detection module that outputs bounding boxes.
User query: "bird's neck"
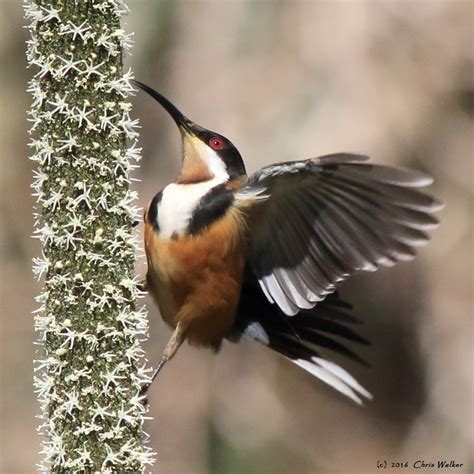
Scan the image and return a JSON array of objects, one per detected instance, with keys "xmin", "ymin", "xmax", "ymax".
[
  {"xmin": 177, "ymin": 140, "xmax": 231, "ymax": 184},
  {"xmin": 176, "ymin": 154, "xmax": 214, "ymax": 184}
]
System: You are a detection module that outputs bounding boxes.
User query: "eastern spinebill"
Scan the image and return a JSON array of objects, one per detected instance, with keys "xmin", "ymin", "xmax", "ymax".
[{"xmin": 135, "ymin": 80, "xmax": 442, "ymax": 404}]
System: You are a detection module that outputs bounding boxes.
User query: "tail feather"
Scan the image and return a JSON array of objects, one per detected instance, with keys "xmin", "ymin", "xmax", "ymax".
[
  {"xmin": 269, "ymin": 332, "xmax": 372, "ymax": 405},
  {"xmin": 300, "ymin": 301, "xmax": 362, "ymax": 324},
  {"xmin": 274, "ymin": 329, "xmax": 368, "ymax": 366},
  {"xmin": 231, "ymin": 285, "xmax": 372, "ymax": 404},
  {"xmin": 295, "ymin": 316, "xmax": 369, "ymax": 344},
  {"xmin": 293, "ymin": 357, "xmax": 372, "ymax": 405}
]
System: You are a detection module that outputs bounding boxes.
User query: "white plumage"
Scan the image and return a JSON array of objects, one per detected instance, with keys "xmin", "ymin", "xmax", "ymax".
[
  {"xmin": 292, "ymin": 356, "xmax": 373, "ymax": 405},
  {"xmin": 157, "ymin": 177, "xmax": 224, "ymax": 238}
]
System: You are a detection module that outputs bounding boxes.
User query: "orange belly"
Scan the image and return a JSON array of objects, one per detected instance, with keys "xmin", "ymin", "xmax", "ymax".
[{"xmin": 145, "ymin": 207, "xmax": 247, "ymax": 348}]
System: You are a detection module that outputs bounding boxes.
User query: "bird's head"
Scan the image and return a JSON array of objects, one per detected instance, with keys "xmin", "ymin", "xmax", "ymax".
[{"xmin": 134, "ymin": 81, "xmax": 246, "ymax": 184}]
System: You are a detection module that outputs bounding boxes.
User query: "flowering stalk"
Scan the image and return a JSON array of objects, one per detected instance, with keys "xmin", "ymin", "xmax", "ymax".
[{"xmin": 25, "ymin": 1, "xmax": 154, "ymax": 471}]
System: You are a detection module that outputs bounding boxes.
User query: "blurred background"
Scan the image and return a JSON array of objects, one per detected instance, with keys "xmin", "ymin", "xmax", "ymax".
[{"xmin": 1, "ymin": 1, "xmax": 472, "ymax": 473}]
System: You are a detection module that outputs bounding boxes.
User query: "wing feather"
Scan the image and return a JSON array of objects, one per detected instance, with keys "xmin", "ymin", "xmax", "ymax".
[{"xmin": 239, "ymin": 154, "xmax": 442, "ymax": 315}]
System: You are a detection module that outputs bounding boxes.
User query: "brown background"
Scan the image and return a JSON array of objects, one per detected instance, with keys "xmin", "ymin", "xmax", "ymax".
[{"xmin": 1, "ymin": 1, "xmax": 472, "ymax": 473}]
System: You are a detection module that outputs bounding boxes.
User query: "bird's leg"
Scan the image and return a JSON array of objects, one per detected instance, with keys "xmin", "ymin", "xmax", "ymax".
[{"xmin": 140, "ymin": 321, "xmax": 187, "ymax": 397}]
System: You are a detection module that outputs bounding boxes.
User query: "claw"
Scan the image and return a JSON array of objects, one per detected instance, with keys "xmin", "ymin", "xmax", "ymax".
[
  {"xmin": 137, "ymin": 278, "xmax": 147, "ymax": 292},
  {"xmin": 139, "ymin": 384, "xmax": 151, "ymax": 402}
]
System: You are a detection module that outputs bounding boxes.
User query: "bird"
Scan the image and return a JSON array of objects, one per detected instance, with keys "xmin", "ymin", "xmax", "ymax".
[{"xmin": 135, "ymin": 80, "xmax": 442, "ymax": 404}]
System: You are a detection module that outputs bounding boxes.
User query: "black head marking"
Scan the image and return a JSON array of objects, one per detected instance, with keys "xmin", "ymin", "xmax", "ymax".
[{"xmin": 192, "ymin": 127, "xmax": 246, "ymax": 180}]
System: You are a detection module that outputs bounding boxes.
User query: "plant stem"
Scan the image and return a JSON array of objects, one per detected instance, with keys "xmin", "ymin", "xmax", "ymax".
[{"xmin": 25, "ymin": 1, "xmax": 154, "ymax": 471}]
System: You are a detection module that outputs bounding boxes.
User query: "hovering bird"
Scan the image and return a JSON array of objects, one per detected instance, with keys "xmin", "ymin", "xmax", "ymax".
[{"xmin": 135, "ymin": 81, "xmax": 441, "ymax": 404}]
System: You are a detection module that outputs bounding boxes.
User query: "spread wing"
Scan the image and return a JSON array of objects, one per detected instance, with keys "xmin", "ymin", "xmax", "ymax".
[{"xmin": 237, "ymin": 153, "xmax": 442, "ymax": 316}]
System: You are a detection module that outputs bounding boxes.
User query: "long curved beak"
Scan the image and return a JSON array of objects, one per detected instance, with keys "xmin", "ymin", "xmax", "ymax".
[{"xmin": 133, "ymin": 80, "xmax": 193, "ymax": 133}]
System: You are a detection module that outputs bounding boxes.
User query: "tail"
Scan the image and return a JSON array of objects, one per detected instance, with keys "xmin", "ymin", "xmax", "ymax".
[{"xmin": 231, "ymin": 283, "xmax": 372, "ymax": 405}]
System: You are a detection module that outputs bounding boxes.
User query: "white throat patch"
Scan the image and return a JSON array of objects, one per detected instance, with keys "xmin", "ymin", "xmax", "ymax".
[{"xmin": 196, "ymin": 141, "xmax": 229, "ymax": 182}]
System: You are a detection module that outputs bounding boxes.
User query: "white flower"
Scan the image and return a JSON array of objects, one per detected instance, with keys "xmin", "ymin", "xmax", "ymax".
[
  {"xmin": 61, "ymin": 228, "xmax": 84, "ymax": 250},
  {"xmin": 73, "ymin": 446, "xmax": 93, "ymax": 466},
  {"xmin": 31, "ymin": 55, "xmax": 56, "ymax": 79},
  {"xmin": 99, "ymin": 107, "xmax": 119, "ymax": 131},
  {"xmin": 101, "ymin": 444, "xmax": 122, "ymax": 470},
  {"xmin": 61, "ymin": 390, "xmax": 82, "ymax": 417},
  {"xmin": 27, "ymin": 79, "xmax": 46, "ymax": 108},
  {"xmin": 59, "ymin": 20, "xmax": 90, "ymax": 41},
  {"xmin": 58, "ymin": 56, "xmax": 83, "ymax": 76},
  {"xmin": 81, "ymin": 59, "xmax": 105, "ymax": 79},
  {"xmin": 97, "ymin": 32, "xmax": 116, "ymax": 52},
  {"xmin": 120, "ymin": 32, "xmax": 134, "ymax": 52},
  {"xmin": 31, "ymin": 168, "xmax": 48, "ymax": 193},
  {"xmin": 32, "ymin": 253, "xmax": 50, "ymax": 280},
  {"xmin": 48, "ymin": 92, "xmax": 69, "ymax": 114},
  {"xmin": 72, "ymin": 182, "xmax": 93, "ymax": 209},
  {"xmin": 33, "ymin": 223, "xmax": 56, "ymax": 245},
  {"xmin": 39, "ymin": 5, "xmax": 61, "ymax": 23},
  {"xmin": 43, "ymin": 189, "xmax": 63, "ymax": 211},
  {"xmin": 74, "ymin": 103, "xmax": 94, "ymax": 128},
  {"xmin": 63, "ymin": 211, "xmax": 85, "ymax": 232}
]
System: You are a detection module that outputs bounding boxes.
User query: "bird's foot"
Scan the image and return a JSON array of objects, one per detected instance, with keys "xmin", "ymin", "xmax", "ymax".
[
  {"xmin": 137, "ymin": 278, "xmax": 147, "ymax": 292},
  {"xmin": 139, "ymin": 383, "xmax": 151, "ymax": 405}
]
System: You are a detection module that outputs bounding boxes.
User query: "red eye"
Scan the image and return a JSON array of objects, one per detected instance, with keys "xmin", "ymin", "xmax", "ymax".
[{"xmin": 209, "ymin": 137, "xmax": 224, "ymax": 150}]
